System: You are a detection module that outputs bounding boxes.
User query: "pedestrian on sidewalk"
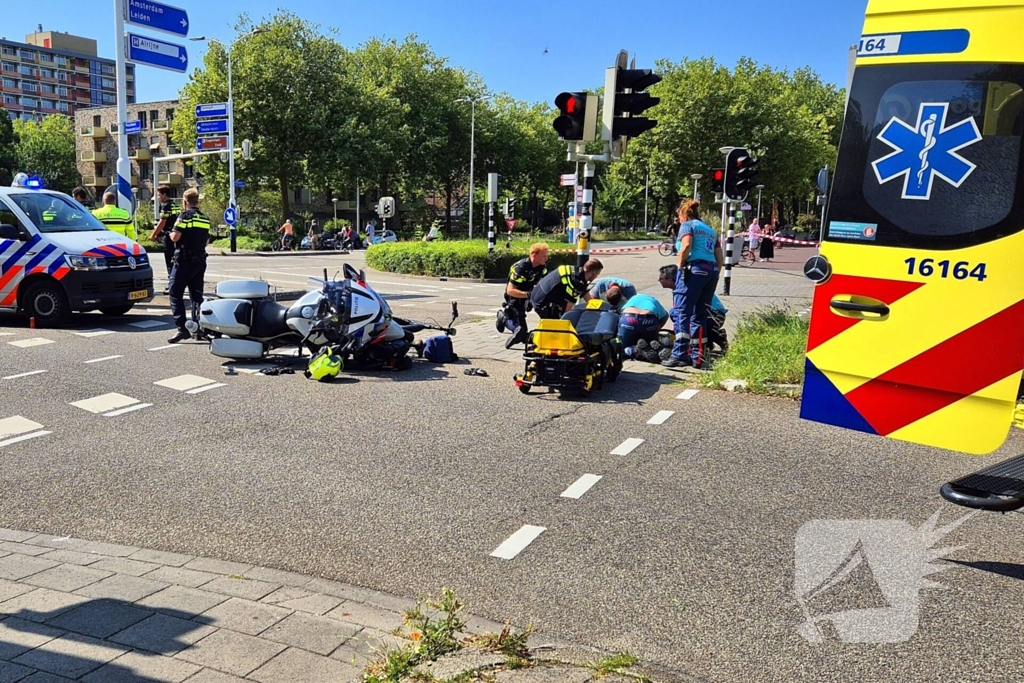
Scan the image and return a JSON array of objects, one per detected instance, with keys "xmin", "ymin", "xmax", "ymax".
[
  {"xmin": 663, "ymin": 199, "xmax": 723, "ymax": 369},
  {"xmin": 759, "ymin": 223, "xmax": 775, "ymax": 262}
]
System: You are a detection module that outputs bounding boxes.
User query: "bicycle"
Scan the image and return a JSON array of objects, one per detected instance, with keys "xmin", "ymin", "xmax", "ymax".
[
  {"xmin": 658, "ymin": 237, "xmax": 677, "ymax": 257},
  {"xmin": 271, "ymin": 235, "xmax": 295, "ymax": 251}
]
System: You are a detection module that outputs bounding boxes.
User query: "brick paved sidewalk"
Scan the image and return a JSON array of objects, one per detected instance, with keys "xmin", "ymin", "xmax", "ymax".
[{"xmin": 0, "ymin": 529, "xmax": 690, "ymax": 683}]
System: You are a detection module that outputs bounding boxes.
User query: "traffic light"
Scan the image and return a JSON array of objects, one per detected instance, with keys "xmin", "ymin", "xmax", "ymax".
[
  {"xmin": 378, "ymin": 196, "xmax": 396, "ymax": 218},
  {"xmin": 602, "ymin": 66, "xmax": 662, "ymax": 142},
  {"xmin": 553, "ymin": 92, "xmax": 598, "ymax": 142},
  {"xmin": 503, "ymin": 197, "xmax": 516, "ymax": 218},
  {"xmin": 710, "ymin": 168, "xmax": 725, "ymax": 194},
  {"xmin": 242, "ymin": 139, "xmax": 253, "ymax": 161},
  {"xmin": 724, "ymin": 147, "xmax": 759, "ymax": 201}
]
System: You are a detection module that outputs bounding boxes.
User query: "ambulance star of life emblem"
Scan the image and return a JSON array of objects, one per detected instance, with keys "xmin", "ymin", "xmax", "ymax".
[{"xmin": 872, "ymin": 102, "xmax": 982, "ymax": 201}]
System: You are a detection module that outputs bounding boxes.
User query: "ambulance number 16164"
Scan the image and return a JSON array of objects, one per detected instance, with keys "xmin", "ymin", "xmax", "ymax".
[{"xmin": 904, "ymin": 257, "xmax": 988, "ymax": 281}]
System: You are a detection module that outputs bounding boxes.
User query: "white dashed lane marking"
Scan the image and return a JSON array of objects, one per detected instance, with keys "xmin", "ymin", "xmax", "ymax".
[
  {"xmin": 128, "ymin": 320, "xmax": 167, "ymax": 329},
  {"xmin": 610, "ymin": 438, "xmax": 644, "ymax": 456},
  {"xmin": 2, "ymin": 370, "xmax": 47, "ymax": 380},
  {"xmin": 677, "ymin": 389, "xmax": 699, "ymax": 400},
  {"xmin": 7, "ymin": 338, "xmax": 54, "ymax": 348},
  {"xmin": 560, "ymin": 474, "xmax": 602, "ymax": 500},
  {"xmin": 185, "ymin": 383, "xmax": 227, "ymax": 394},
  {"xmin": 490, "ymin": 525, "xmax": 546, "ymax": 560},
  {"xmin": 70, "ymin": 393, "xmax": 151, "ymax": 417},
  {"xmin": 147, "ymin": 344, "xmax": 181, "ymax": 352},
  {"xmin": 647, "ymin": 410, "xmax": 675, "ymax": 425},
  {"xmin": 74, "ymin": 329, "xmax": 116, "ymax": 338},
  {"xmin": 154, "ymin": 375, "xmax": 222, "ymax": 392},
  {"xmin": 468, "ymin": 311, "xmax": 494, "ymax": 317},
  {"xmin": 0, "ymin": 416, "xmax": 51, "ymax": 447},
  {"xmin": 84, "ymin": 356, "xmax": 123, "ymax": 364}
]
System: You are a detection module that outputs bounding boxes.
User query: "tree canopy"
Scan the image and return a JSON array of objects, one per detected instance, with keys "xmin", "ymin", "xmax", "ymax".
[{"xmin": 12, "ymin": 114, "xmax": 78, "ymax": 194}]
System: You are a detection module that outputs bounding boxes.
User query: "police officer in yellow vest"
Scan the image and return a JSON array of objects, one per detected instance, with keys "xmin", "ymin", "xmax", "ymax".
[
  {"xmin": 167, "ymin": 188, "xmax": 210, "ymax": 343},
  {"xmin": 91, "ymin": 192, "xmax": 137, "ymax": 241}
]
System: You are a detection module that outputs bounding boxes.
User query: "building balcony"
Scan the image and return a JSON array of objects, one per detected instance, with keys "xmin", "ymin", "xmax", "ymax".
[
  {"xmin": 158, "ymin": 173, "xmax": 182, "ymax": 185},
  {"xmin": 74, "ymin": 63, "xmax": 89, "ymax": 73},
  {"xmin": 152, "ymin": 120, "xmax": 169, "ymax": 131},
  {"xmin": 128, "ymin": 148, "xmax": 150, "ymax": 161},
  {"xmin": 81, "ymin": 150, "xmax": 106, "ymax": 163},
  {"xmin": 80, "ymin": 126, "xmax": 107, "ymax": 139},
  {"xmin": 82, "ymin": 175, "xmax": 107, "ymax": 187},
  {"xmin": 110, "ymin": 175, "xmax": 140, "ymax": 187}
]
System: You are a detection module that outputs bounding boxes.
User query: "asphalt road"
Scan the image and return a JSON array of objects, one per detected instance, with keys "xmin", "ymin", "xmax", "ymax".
[{"xmin": 3, "ymin": 254, "xmax": 1018, "ymax": 681}]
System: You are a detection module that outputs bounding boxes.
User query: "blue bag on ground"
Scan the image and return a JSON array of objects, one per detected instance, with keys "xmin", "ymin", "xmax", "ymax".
[{"xmin": 424, "ymin": 335, "xmax": 457, "ymax": 363}]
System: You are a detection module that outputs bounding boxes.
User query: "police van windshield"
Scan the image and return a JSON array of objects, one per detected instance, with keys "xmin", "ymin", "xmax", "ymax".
[
  {"xmin": 826, "ymin": 63, "xmax": 1024, "ymax": 250},
  {"xmin": 9, "ymin": 192, "xmax": 108, "ymax": 234}
]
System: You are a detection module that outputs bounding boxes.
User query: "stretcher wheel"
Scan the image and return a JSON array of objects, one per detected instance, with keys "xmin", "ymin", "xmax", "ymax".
[{"xmin": 518, "ymin": 383, "xmax": 531, "ymax": 394}]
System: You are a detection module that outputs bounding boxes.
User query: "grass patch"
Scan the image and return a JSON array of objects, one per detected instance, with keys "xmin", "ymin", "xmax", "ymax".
[{"xmin": 705, "ymin": 305, "xmax": 808, "ymax": 395}]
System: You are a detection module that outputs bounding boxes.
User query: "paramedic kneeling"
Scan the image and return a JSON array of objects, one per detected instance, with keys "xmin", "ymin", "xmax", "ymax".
[
  {"xmin": 167, "ymin": 188, "xmax": 210, "ymax": 343},
  {"xmin": 618, "ymin": 291, "xmax": 670, "ymax": 353},
  {"xmin": 664, "ymin": 199, "xmax": 723, "ymax": 369}
]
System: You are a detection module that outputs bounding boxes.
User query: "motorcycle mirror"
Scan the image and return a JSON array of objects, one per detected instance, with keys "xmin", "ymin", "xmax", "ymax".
[
  {"xmin": 359, "ymin": 269, "xmax": 366, "ymax": 283},
  {"xmin": 451, "ymin": 301, "xmax": 459, "ymax": 318}
]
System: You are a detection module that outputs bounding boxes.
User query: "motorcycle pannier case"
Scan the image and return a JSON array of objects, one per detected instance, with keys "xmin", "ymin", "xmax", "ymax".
[{"xmin": 215, "ymin": 280, "xmax": 272, "ymax": 300}]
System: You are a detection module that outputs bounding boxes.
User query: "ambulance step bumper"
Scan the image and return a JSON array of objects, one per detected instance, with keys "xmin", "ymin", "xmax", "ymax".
[{"xmin": 940, "ymin": 453, "xmax": 1024, "ymax": 512}]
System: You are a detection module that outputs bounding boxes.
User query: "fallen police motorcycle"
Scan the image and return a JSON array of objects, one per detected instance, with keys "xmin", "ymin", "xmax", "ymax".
[{"xmin": 196, "ymin": 264, "xmax": 455, "ymax": 370}]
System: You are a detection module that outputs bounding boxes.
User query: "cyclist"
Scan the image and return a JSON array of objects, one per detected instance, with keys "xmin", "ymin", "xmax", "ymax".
[{"xmin": 277, "ymin": 219, "xmax": 294, "ymax": 249}]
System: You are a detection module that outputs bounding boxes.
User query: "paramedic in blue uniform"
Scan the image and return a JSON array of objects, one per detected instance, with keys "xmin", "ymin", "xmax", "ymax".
[
  {"xmin": 663, "ymin": 199, "xmax": 723, "ymax": 369},
  {"xmin": 167, "ymin": 188, "xmax": 210, "ymax": 343},
  {"xmin": 582, "ymin": 276, "xmax": 637, "ymax": 313}
]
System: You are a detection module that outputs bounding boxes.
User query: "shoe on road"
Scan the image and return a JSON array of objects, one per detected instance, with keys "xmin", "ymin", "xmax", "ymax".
[
  {"xmin": 167, "ymin": 328, "xmax": 191, "ymax": 344},
  {"xmin": 661, "ymin": 357, "xmax": 691, "ymax": 368},
  {"xmin": 495, "ymin": 309, "xmax": 506, "ymax": 334}
]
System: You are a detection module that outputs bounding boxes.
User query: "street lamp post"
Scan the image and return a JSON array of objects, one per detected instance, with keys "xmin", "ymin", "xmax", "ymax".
[
  {"xmin": 191, "ymin": 28, "xmax": 267, "ymax": 253},
  {"xmin": 755, "ymin": 184, "xmax": 765, "ymax": 222},
  {"xmin": 691, "ymin": 173, "xmax": 702, "ymax": 201},
  {"xmin": 455, "ymin": 94, "xmax": 491, "ymax": 239},
  {"xmin": 332, "ymin": 197, "xmax": 338, "ymax": 225}
]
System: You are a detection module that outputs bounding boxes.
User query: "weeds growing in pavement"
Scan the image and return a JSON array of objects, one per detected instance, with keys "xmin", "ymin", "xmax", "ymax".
[
  {"xmin": 468, "ymin": 621, "xmax": 536, "ymax": 658},
  {"xmin": 362, "ymin": 588, "xmax": 467, "ymax": 682},
  {"xmin": 705, "ymin": 305, "xmax": 809, "ymax": 395}
]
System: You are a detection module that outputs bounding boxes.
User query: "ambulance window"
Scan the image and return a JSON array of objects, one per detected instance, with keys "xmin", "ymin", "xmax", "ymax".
[{"xmin": 828, "ymin": 64, "xmax": 1024, "ymax": 249}]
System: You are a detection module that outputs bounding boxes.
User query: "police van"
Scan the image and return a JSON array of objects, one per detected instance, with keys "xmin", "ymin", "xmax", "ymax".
[{"xmin": 0, "ymin": 176, "xmax": 154, "ymax": 326}]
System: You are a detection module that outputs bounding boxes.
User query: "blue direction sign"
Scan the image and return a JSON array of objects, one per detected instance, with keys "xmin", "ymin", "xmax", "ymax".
[
  {"xmin": 126, "ymin": 33, "xmax": 188, "ymax": 73},
  {"xmin": 224, "ymin": 206, "xmax": 237, "ymax": 226},
  {"xmin": 123, "ymin": 120, "xmax": 142, "ymax": 134},
  {"xmin": 195, "ymin": 103, "xmax": 228, "ymax": 118},
  {"xmin": 196, "ymin": 119, "xmax": 228, "ymax": 136},
  {"xmin": 234, "ymin": 181, "xmax": 246, "ymax": 188},
  {"xmin": 124, "ymin": 0, "xmax": 190, "ymax": 38}
]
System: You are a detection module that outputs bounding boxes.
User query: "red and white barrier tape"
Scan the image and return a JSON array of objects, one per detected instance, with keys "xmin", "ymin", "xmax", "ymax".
[
  {"xmin": 550, "ymin": 243, "xmax": 663, "ymax": 255},
  {"xmin": 736, "ymin": 231, "xmax": 820, "ymax": 247}
]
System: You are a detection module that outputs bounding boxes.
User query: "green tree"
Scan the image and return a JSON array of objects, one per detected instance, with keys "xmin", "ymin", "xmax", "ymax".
[
  {"xmin": 0, "ymin": 110, "xmax": 16, "ymax": 187},
  {"xmin": 13, "ymin": 115, "xmax": 77, "ymax": 193},
  {"xmin": 172, "ymin": 10, "xmax": 351, "ymax": 221}
]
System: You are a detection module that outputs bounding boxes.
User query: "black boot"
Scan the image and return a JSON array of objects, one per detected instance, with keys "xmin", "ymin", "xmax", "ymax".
[{"xmin": 167, "ymin": 328, "xmax": 191, "ymax": 344}]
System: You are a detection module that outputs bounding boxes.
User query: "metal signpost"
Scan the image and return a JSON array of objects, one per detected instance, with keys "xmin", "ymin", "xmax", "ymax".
[{"xmin": 116, "ymin": 0, "xmax": 189, "ymax": 214}]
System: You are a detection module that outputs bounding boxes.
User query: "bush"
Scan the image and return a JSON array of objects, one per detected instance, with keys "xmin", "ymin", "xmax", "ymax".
[
  {"xmin": 366, "ymin": 240, "xmax": 578, "ymax": 279},
  {"xmin": 210, "ymin": 236, "xmax": 274, "ymax": 252},
  {"xmin": 592, "ymin": 230, "xmax": 660, "ymax": 241},
  {"xmin": 705, "ymin": 306, "xmax": 809, "ymax": 394},
  {"xmin": 796, "ymin": 213, "xmax": 819, "ymax": 231}
]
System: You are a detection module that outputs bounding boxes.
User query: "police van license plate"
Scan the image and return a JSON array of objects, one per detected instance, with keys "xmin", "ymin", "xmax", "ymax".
[{"xmin": 128, "ymin": 289, "xmax": 148, "ymax": 301}]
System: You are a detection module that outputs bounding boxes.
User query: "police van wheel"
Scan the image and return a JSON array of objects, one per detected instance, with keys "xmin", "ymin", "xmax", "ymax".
[
  {"xmin": 99, "ymin": 304, "xmax": 134, "ymax": 317},
  {"xmin": 24, "ymin": 281, "xmax": 71, "ymax": 327}
]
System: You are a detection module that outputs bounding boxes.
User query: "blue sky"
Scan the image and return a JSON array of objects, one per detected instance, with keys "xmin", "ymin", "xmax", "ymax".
[{"xmin": 9, "ymin": 1, "xmax": 869, "ymax": 103}]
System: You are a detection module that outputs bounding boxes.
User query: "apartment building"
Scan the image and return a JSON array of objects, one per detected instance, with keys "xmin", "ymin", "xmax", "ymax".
[
  {"xmin": 75, "ymin": 100, "xmax": 200, "ymax": 204},
  {"xmin": 1, "ymin": 27, "xmax": 135, "ymax": 122}
]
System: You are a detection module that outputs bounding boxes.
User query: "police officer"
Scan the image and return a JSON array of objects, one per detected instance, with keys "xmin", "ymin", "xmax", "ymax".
[
  {"xmin": 71, "ymin": 187, "xmax": 90, "ymax": 207},
  {"xmin": 497, "ymin": 242, "xmax": 549, "ymax": 348},
  {"xmin": 167, "ymin": 188, "xmax": 211, "ymax": 343},
  {"xmin": 529, "ymin": 258, "xmax": 604, "ymax": 321},
  {"xmin": 149, "ymin": 185, "xmax": 178, "ymax": 294},
  {"xmin": 91, "ymin": 191, "xmax": 137, "ymax": 240}
]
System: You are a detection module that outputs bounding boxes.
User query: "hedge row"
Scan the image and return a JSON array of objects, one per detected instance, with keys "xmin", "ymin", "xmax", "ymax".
[{"xmin": 365, "ymin": 241, "xmax": 579, "ymax": 279}]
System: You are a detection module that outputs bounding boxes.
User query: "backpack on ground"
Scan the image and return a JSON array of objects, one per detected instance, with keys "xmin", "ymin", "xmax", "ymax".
[{"xmin": 423, "ymin": 335, "xmax": 457, "ymax": 363}]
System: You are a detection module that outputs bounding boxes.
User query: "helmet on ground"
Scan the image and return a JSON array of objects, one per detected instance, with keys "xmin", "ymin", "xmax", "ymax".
[{"xmin": 304, "ymin": 346, "xmax": 342, "ymax": 381}]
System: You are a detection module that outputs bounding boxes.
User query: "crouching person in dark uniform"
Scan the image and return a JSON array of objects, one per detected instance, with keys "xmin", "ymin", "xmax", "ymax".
[
  {"xmin": 497, "ymin": 242, "xmax": 549, "ymax": 349},
  {"xmin": 167, "ymin": 188, "xmax": 210, "ymax": 343},
  {"xmin": 529, "ymin": 258, "xmax": 604, "ymax": 322}
]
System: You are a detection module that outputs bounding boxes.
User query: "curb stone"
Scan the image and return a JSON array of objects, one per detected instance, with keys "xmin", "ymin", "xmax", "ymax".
[{"xmin": 0, "ymin": 528, "xmax": 689, "ymax": 683}]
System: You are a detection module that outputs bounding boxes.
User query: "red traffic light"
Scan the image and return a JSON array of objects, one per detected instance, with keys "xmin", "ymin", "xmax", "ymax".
[
  {"xmin": 555, "ymin": 92, "xmax": 585, "ymax": 115},
  {"xmin": 553, "ymin": 92, "xmax": 592, "ymax": 141},
  {"xmin": 712, "ymin": 169, "xmax": 724, "ymax": 182}
]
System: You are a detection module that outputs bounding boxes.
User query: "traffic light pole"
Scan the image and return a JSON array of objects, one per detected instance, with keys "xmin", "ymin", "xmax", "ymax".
[
  {"xmin": 722, "ymin": 200, "xmax": 736, "ymax": 296},
  {"xmin": 577, "ymin": 161, "xmax": 595, "ymax": 269}
]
